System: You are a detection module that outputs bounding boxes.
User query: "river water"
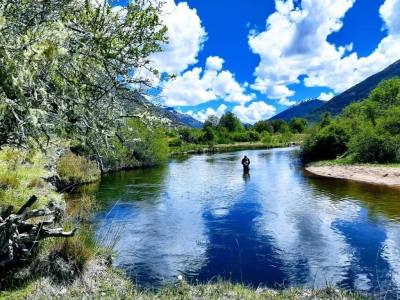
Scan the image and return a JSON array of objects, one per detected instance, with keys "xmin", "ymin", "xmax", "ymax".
[{"xmin": 93, "ymin": 147, "xmax": 400, "ymax": 297}]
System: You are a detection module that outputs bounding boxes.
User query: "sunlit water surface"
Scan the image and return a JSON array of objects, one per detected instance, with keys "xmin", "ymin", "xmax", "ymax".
[{"xmin": 93, "ymin": 148, "xmax": 400, "ymax": 297}]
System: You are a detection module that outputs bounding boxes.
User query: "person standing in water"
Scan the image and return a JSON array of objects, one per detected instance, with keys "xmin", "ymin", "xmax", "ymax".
[{"xmin": 241, "ymin": 155, "xmax": 250, "ymax": 173}]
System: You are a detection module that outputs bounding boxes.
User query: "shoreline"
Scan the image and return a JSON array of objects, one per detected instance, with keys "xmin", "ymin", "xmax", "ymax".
[
  {"xmin": 169, "ymin": 142, "xmax": 300, "ymax": 156},
  {"xmin": 306, "ymin": 164, "xmax": 400, "ymax": 187}
]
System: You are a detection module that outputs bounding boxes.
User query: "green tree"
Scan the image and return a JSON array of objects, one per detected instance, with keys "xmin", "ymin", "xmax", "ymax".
[
  {"xmin": 203, "ymin": 115, "xmax": 220, "ymax": 129},
  {"xmin": 270, "ymin": 120, "xmax": 290, "ymax": 133},
  {"xmin": 0, "ymin": 0, "xmax": 167, "ymax": 149},
  {"xmin": 218, "ymin": 112, "xmax": 243, "ymax": 132},
  {"xmin": 289, "ymin": 118, "xmax": 308, "ymax": 133},
  {"xmin": 253, "ymin": 120, "xmax": 273, "ymax": 133}
]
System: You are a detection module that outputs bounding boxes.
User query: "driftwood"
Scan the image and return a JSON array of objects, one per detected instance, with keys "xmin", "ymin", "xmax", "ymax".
[{"xmin": 0, "ymin": 196, "xmax": 76, "ymax": 267}]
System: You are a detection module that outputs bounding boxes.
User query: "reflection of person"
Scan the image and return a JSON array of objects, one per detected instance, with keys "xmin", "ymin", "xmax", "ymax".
[{"xmin": 241, "ymin": 155, "xmax": 250, "ymax": 173}]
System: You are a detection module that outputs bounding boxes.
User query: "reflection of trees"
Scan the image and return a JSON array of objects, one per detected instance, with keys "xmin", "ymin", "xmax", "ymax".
[
  {"xmin": 94, "ymin": 166, "xmax": 168, "ymax": 207},
  {"xmin": 303, "ymin": 170, "xmax": 400, "ymax": 221}
]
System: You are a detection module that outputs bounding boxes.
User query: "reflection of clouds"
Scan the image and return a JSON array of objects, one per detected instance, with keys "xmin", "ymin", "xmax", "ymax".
[
  {"xmin": 382, "ymin": 223, "xmax": 400, "ymax": 290},
  {"xmin": 95, "ymin": 147, "xmax": 400, "ymax": 293},
  {"xmin": 96, "ymin": 152, "xmax": 248, "ymax": 284},
  {"xmin": 254, "ymin": 151, "xmax": 361, "ymax": 287}
]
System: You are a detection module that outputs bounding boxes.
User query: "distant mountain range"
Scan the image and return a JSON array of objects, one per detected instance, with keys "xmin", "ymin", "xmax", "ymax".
[
  {"xmin": 162, "ymin": 106, "xmax": 203, "ymax": 128},
  {"xmin": 269, "ymin": 99, "xmax": 325, "ymax": 122},
  {"xmin": 270, "ymin": 59, "xmax": 400, "ymax": 122},
  {"xmin": 121, "ymin": 91, "xmax": 203, "ymax": 128}
]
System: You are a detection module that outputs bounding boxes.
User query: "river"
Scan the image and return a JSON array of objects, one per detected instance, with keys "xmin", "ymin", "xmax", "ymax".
[{"xmin": 93, "ymin": 147, "xmax": 400, "ymax": 297}]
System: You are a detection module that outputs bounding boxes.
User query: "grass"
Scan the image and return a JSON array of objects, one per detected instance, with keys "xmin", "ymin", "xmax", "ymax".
[
  {"xmin": 309, "ymin": 157, "xmax": 400, "ymax": 168},
  {"xmin": 169, "ymin": 134, "xmax": 305, "ymax": 156},
  {"xmin": 1, "ymin": 272, "xmax": 368, "ymax": 300},
  {"xmin": 56, "ymin": 152, "xmax": 101, "ymax": 186},
  {"xmin": 0, "ymin": 147, "xmax": 62, "ymax": 209}
]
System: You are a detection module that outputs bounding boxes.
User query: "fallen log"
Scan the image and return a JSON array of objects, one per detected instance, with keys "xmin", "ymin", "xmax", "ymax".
[{"xmin": 0, "ymin": 196, "xmax": 76, "ymax": 267}]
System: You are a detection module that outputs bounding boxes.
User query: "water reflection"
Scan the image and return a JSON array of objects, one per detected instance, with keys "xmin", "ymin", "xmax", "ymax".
[{"xmin": 94, "ymin": 148, "xmax": 400, "ymax": 297}]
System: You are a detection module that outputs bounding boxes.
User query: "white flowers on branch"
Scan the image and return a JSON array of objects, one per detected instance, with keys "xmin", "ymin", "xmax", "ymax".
[{"xmin": 0, "ymin": 0, "xmax": 167, "ymax": 148}]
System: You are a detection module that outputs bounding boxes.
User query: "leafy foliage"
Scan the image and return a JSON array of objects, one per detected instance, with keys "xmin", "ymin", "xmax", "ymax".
[
  {"xmin": 0, "ymin": 0, "xmax": 167, "ymax": 152},
  {"xmin": 301, "ymin": 77, "xmax": 400, "ymax": 164}
]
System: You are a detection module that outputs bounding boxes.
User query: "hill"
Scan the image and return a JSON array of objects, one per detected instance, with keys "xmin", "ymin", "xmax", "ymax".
[
  {"xmin": 269, "ymin": 99, "xmax": 325, "ymax": 121},
  {"xmin": 307, "ymin": 59, "xmax": 400, "ymax": 121},
  {"xmin": 120, "ymin": 91, "xmax": 203, "ymax": 128}
]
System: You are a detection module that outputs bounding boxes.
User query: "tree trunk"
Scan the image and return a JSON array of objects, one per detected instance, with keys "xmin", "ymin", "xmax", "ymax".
[{"xmin": 0, "ymin": 196, "xmax": 76, "ymax": 267}]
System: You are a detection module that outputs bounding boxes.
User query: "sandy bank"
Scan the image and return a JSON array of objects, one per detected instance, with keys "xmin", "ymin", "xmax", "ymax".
[{"xmin": 306, "ymin": 165, "xmax": 400, "ymax": 187}]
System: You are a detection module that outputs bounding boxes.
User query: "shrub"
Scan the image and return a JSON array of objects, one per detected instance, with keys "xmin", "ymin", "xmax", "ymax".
[
  {"xmin": 202, "ymin": 126, "xmax": 217, "ymax": 144},
  {"xmin": 349, "ymin": 128, "xmax": 400, "ymax": 163},
  {"xmin": 178, "ymin": 128, "xmax": 202, "ymax": 144},
  {"xmin": 169, "ymin": 138, "xmax": 183, "ymax": 147},
  {"xmin": 231, "ymin": 131, "xmax": 260, "ymax": 143},
  {"xmin": 261, "ymin": 132, "xmax": 273, "ymax": 144},
  {"xmin": 56, "ymin": 153, "xmax": 100, "ymax": 185},
  {"xmin": 377, "ymin": 107, "xmax": 400, "ymax": 135},
  {"xmin": 301, "ymin": 122, "xmax": 351, "ymax": 162}
]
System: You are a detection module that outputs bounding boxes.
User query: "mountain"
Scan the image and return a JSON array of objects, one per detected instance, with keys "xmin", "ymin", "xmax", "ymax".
[
  {"xmin": 269, "ymin": 99, "xmax": 325, "ymax": 121},
  {"xmin": 162, "ymin": 107, "xmax": 203, "ymax": 128},
  {"xmin": 306, "ymin": 59, "xmax": 400, "ymax": 121},
  {"xmin": 120, "ymin": 90, "xmax": 203, "ymax": 128}
]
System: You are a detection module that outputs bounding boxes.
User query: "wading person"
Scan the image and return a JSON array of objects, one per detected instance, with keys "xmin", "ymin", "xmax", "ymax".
[{"xmin": 241, "ymin": 155, "xmax": 250, "ymax": 173}]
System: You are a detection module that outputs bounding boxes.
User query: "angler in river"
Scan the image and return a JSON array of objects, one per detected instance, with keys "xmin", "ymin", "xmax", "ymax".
[{"xmin": 241, "ymin": 155, "xmax": 250, "ymax": 173}]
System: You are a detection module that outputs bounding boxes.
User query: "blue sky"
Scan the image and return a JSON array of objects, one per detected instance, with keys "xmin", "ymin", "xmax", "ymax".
[{"xmin": 116, "ymin": 0, "xmax": 400, "ymax": 123}]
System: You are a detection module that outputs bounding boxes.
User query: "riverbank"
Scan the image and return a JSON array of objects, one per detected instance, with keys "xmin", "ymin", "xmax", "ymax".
[
  {"xmin": 1, "ymin": 262, "xmax": 365, "ymax": 300},
  {"xmin": 169, "ymin": 141, "xmax": 300, "ymax": 156},
  {"xmin": 306, "ymin": 161, "xmax": 400, "ymax": 187}
]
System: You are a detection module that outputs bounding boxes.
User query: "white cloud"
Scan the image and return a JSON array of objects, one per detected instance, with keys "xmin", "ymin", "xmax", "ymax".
[
  {"xmin": 380, "ymin": 0, "xmax": 400, "ymax": 35},
  {"xmin": 206, "ymin": 56, "xmax": 224, "ymax": 71},
  {"xmin": 278, "ymin": 98, "xmax": 296, "ymax": 106},
  {"xmin": 318, "ymin": 92, "xmax": 335, "ymax": 101},
  {"xmin": 150, "ymin": 0, "xmax": 206, "ymax": 74},
  {"xmin": 249, "ymin": 0, "xmax": 400, "ymax": 98},
  {"xmin": 187, "ymin": 104, "xmax": 227, "ymax": 122},
  {"xmin": 161, "ymin": 56, "xmax": 254, "ymax": 106},
  {"xmin": 232, "ymin": 101, "xmax": 276, "ymax": 124}
]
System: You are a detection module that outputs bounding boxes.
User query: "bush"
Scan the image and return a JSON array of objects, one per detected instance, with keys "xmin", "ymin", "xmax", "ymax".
[
  {"xmin": 178, "ymin": 128, "xmax": 202, "ymax": 144},
  {"xmin": 231, "ymin": 131, "xmax": 260, "ymax": 143},
  {"xmin": 301, "ymin": 122, "xmax": 351, "ymax": 162},
  {"xmin": 202, "ymin": 126, "xmax": 217, "ymax": 144},
  {"xmin": 168, "ymin": 138, "xmax": 183, "ymax": 147},
  {"xmin": 56, "ymin": 153, "xmax": 100, "ymax": 185},
  {"xmin": 349, "ymin": 128, "xmax": 400, "ymax": 163}
]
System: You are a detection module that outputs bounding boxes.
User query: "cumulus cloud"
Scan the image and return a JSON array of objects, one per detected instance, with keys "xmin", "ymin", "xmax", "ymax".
[
  {"xmin": 206, "ymin": 56, "xmax": 225, "ymax": 71},
  {"xmin": 278, "ymin": 98, "xmax": 296, "ymax": 106},
  {"xmin": 150, "ymin": 0, "xmax": 206, "ymax": 74},
  {"xmin": 187, "ymin": 104, "xmax": 228, "ymax": 122},
  {"xmin": 161, "ymin": 56, "xmax": 254, "ymax": 106},
  {"xmin": 318, "ymin": 92, "xmax": 335, "ymax": 101},
  {"xmin": 249, "ymin": 0, "xmax": 400, "ymax": 99},
  {"xmin": 232, "ymin": 101, "xmax": 276, "ymax": 124}
]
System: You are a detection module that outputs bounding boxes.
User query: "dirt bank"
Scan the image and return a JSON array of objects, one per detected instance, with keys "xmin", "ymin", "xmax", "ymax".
[{"xmin": 306, "ymin": 165, "xmax": 400, "ymax": 187}]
